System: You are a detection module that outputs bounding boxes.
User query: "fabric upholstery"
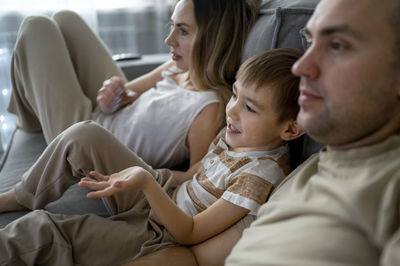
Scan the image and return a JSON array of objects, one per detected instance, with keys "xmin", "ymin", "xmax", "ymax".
[{"xmin": 243, "ymin": 0, "xmax": 319, "ymax": 61}]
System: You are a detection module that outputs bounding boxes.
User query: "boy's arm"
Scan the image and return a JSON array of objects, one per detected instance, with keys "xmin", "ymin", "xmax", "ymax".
[
  {"xmin": 79, "ymin": 167, "xmax": 248, "ymax": 245},
  {"xmin": 141, "ymin": 175, "xmax": 249, "ymax": 245}
]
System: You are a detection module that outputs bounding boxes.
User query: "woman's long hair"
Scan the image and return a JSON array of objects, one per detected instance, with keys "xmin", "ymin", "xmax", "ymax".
[{"xmin": 189, "ymin": 0, "xmax": 261, "ymax": 130}]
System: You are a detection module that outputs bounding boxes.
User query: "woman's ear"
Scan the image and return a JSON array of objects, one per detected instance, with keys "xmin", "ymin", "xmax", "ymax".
[{"xmin": 280, "ymin": 120, "xmax": 304, "ymax": 141}]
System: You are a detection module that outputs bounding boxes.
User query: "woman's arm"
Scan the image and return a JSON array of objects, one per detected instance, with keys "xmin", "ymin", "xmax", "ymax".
[
  {"xmin": 124, "ymin": 60, "xmax": 175, "ymax": 95},
  {"xmin": 187, "ymin": 102, "xmax": 220, "ymax": 166},
  {"xmin": 170, "ymin": 102, "xmax": 219, "ymax": 181},
  {"xmin": 172, "ymin": 161, "xmax": 201, "ymax": 184},
  {"xmin": 79, "ymin": 167, "xmax": 248, "ymax": 245},
  {"xmin": 97, "ymin": 60, "xmax": 175, "ymax": 113}
]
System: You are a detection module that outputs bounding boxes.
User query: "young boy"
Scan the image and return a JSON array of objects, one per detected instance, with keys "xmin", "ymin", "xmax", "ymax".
[{"xmin": 0, "ymin": 48, "xmax": 303, "ymax": 265}]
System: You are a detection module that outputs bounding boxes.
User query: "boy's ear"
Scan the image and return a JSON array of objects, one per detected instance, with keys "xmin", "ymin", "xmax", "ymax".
[{"xmin": 280, "ymin": 120, "xmax": 304, "ymax": 141}]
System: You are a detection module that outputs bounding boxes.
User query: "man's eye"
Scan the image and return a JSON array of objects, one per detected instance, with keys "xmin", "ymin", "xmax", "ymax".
[
  {"xmin": 331, "ymin": 41, "xmax": 343, "ymax": 50},
  {"xmin": 330, "ymin": 39, "xmax": 349, "ymax": 51},
  {"xmin": 180, "ymin": 29, "xmax": 188, "ymax": 36}
]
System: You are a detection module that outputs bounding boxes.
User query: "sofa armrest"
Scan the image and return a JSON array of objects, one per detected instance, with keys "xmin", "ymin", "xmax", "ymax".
[{"xmin": 118, "ymin": 53, "xmax": 170, "ymax": 80}]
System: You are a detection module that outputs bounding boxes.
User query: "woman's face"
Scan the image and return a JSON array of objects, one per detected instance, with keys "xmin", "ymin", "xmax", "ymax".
[{"xmin": 165, "ymin": 0, "xmax": 197, "ymax": 71}]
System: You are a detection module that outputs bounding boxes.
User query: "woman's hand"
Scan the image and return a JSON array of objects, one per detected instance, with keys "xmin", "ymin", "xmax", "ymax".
[
  {"xmin": 78, "ymin": 166, "xmax": 153, "ymax": 198},
  {"xmin": 97, "ymin": 76, "xmax": 139, "ymax": 113}
]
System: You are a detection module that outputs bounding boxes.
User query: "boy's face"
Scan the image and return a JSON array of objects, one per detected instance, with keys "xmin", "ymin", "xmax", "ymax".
[{"xmin": 225, "ymin": 80, "xmax": 288, "ymax": 152}]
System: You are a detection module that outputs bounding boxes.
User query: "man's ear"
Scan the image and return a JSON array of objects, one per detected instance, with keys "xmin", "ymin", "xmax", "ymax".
[{"xmin": 280, "ymin": 120, "xmax": 304, "ymax": 141}]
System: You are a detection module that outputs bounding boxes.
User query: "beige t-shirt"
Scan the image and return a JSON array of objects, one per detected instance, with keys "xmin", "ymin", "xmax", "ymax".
[{"xmin": 227, "ymin": 135, "xmax": 400, "ymax": 266}]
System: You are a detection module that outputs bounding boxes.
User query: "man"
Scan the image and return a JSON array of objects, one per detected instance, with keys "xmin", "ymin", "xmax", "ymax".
[
  {"xmin": 128, "ymin": 0, "xmax": 400, "ymax": 265},
  {"xmin": 226, "ymin": 0, "xmax": 400, "ymax": 265}
]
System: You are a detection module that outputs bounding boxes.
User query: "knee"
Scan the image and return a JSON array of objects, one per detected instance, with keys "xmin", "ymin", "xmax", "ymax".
[
  {"xmin": 19, "ymin": 15, "xmax": 56, "ymax": 37},
  {"xmin": 60, "ymin": 121, "xmax": 108, "ymax": 146},
  {"xmin": 52, "ymin": 10, "xmax": 85, "ymax": 29},
  {"xmin": 15, "ymin": 15, "xmax": 59, "ymax": 51},
  {"xmin": 52, "ymin": 10, "xmax": 82, "ymax": 24}
]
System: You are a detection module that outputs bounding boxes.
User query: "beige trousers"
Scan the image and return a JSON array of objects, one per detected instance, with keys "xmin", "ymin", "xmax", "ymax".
[
  {"xmin": 8, "ymin": 10, "xmax": 126, "ymax": 144},
  {"xmin": 0, "ymin": 121, "xmax": 178, "ymax": 266}
]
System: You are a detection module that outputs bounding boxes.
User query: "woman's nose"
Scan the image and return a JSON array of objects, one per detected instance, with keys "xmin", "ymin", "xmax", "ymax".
[{"xmin": 165, "ymin": 30, "xmax": 176, "ymax": 47}]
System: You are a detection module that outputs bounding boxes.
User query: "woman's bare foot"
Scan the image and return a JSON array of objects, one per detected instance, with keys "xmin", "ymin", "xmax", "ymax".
[{"xmin": 0, "ymin": 189, "xmax": 28, "ymax": 213}]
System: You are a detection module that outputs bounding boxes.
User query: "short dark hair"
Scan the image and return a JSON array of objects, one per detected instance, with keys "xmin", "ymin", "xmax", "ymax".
[{"xmin": 236, "ymin": 48, "xmax": 303, "ymax": 123}]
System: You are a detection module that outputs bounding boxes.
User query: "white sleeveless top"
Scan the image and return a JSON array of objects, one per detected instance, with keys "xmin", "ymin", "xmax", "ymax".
[{"xmin": 91, "ymin": 67, "xmax": 220, "ymax": 168}]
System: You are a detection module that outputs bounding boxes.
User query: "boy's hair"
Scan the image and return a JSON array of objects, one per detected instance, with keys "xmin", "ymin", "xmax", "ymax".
[{"xmin": 236, "ymin": 48, "xmax": 303, "ymax": 123}]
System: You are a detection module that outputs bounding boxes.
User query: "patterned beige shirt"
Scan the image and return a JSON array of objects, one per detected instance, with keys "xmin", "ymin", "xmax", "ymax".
[{"xmin": 175, "ymin": 129, "xmax": 290, "ymax": 216}]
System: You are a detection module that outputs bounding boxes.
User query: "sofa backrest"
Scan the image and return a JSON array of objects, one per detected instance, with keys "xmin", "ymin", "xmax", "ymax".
[
  {"xmin": 243, "ymin": 0, "xmax": 324, "ymax": 170},
  {"xmin": 243, "ymin": 0, "xmax": 319, "ymax": 61}
]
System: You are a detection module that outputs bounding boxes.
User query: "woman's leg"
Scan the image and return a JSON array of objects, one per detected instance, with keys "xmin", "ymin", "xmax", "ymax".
[
  {"xmin": 0, "ymin": 121, "xmax": 162, "ymax": 213},
  {"xmin": 52, "ymin": 10, "xmax": 126, "ymax": 103},
  {"xmin": 8, "ymin": 12, "xmax": 125, "ymax": 143},
  {"xmin": 0, "ymin": 209, "xmax": 157, "ymax": 266},
  {"xmin": 8, "ymin": 15, "xmax": 91, "ymax": 142}
]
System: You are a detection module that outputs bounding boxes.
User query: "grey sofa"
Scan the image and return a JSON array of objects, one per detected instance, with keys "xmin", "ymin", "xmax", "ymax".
[{"xmin": 0, "ymin": 0, "xmax": 322, "ymax": 228}]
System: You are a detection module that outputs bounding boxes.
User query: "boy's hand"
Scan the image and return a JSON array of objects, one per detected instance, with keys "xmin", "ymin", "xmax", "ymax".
[
  {"xmin": 97, "ymin": 76, "xmax": 138, "ymax": 113},
  {"xmin": 78, "ymin": 167, "xmax": 152, "ymax": 198}
]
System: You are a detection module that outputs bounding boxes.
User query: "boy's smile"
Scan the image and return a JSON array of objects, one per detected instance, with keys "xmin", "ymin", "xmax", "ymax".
[{"xmin": 226, "ymin": 122, "xmax": 241, "ymax": 134}]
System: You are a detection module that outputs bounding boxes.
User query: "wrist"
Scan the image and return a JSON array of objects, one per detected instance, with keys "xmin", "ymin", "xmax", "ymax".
[{"xmin": 139, "ymin": 170, "xmax": 156, "ymax": 192}]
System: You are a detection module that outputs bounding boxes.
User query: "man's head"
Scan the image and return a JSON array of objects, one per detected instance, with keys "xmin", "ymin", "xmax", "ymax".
[
  {"xmin": 292, "ymin": 0, "xmax": 400, "ymax": 150},
  {"xmin": 225, "ymin": 48, "xmax": 304, "ymax": 152}
]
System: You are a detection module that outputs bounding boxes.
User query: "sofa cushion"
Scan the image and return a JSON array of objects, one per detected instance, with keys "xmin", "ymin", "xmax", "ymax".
[
  {"xmin": 243, "ymin": 0, "xmax": 319, "ymax": 61},
  {"xmin": 0, "ymin": 129, "xmax": 110, "ymax": 228}
]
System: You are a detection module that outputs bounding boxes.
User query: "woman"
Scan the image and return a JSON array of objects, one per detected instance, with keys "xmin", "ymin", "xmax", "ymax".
[{"xmin": 8, "ymin": 0, "xmax": 260, "ymax": 169}]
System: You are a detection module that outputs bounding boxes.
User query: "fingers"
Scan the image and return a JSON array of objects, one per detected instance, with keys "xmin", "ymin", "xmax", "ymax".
[
  {"xmin": 119, "ymin": 90, "xmax": 138, "ymax": 106},
  {"xmin": 82, "ymin": 181, "xmax": 124, "ymax": 198},
  {"xmin": 101, "ymin": 78, "xmax": 124, "ymax": 97},
  {"xmin": 86, "ymin": 187, "xmax": 117, "ymax": 198},
  {"xmin": 109, "ymin": 88, "xmax": 123, "ymax": 112},
  {"xmin": 80, "ymin": 177, "xmax": 93, "ymax": 182},
  {"xmin": 78, "ymin": 179, "xmax": 109, "ymax": 191},
  {"xmin": 97, "ymin": 77, "xmax": 126, "ymax": 113},
  {"xmin": 89, "ymin": 171, "xmax": 109, "ymax": 181},
  {"xmin": 102, "ymin": 76, "xmax": 123, "ymax": 88},
  {"xmin": 79, "ymin": 170, "xmax": 126, "ymax": 198},
  {"xmin": 78, "ymin": 171, "xmax": 109, "ymax": 190}
]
